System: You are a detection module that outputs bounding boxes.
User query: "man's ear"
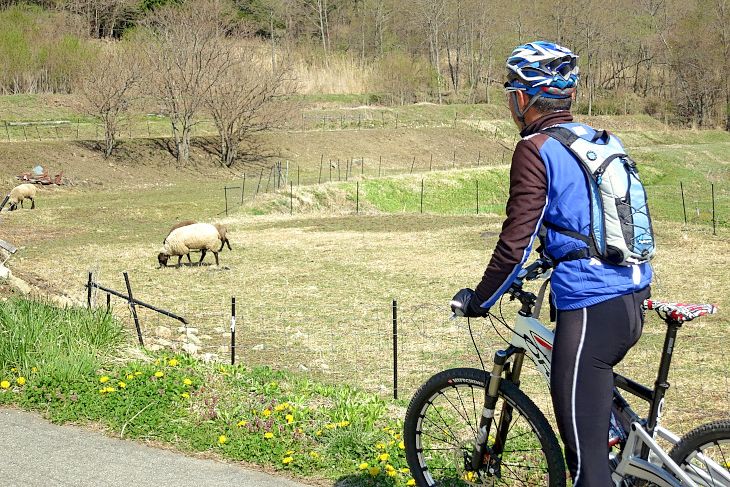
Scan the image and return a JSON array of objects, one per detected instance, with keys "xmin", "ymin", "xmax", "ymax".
[{"xmin": 515, "ymin": 90, "xmax": 530, "ymax": 112}]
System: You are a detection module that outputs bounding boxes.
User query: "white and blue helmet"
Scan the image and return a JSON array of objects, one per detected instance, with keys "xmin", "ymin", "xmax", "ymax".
[{"xmin": 505, "ymin": 41, "xmax": 579, "ymax": 99}]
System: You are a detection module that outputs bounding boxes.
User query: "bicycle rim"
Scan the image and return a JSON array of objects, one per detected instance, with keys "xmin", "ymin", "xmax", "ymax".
[
  {"xmin": 406, "ymin": 369, "xmax": 563, "ymax": 486},
  {"xmin": 678, "ymin": 440, "xmax": 730, "ymax": 486}
]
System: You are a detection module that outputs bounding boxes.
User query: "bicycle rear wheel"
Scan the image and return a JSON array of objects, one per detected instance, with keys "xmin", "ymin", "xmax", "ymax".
[
  {"xmin": 670, "ymin": 420, "xmax": 730, "ymax": 486},
  {"xmin": 404, "ymin": 367, "xmax": 566, "ymax": 486}
]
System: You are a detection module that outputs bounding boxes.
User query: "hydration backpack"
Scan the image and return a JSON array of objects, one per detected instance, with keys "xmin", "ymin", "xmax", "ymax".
[{"xmin": 541, "ymin": 125, "xmax": 656, "ymax": 266}]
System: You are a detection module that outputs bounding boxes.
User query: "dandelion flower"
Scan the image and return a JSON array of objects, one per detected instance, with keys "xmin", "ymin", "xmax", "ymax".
[
  {"xmin": 400, "ymin": 468, "xmax": 410, "ymax": 474},
  {"xmin": 183, "ymin": 378, "xmax": 192, "ymax": 386},
  {"xmin": 126, "ymin": 374, "xmax": 135, "ymax": 380},
  {"xmin": 285, "ymin": 414, "xmax": 294, "ymax": 424},
  {"xmin": 99, "ymin": 376, "xmax": 110, "ymax": 383},
  {"xmin": 463, "ymin": 471, "xmax": 476, "ymax": 482},
  {"xmin": 296, "ymin": 428, "xmax": 303, "ymax": 434},
  {"xmin": 31, "ymin": 367, "xmax": 37, "ymax": 373},
  {"xmin": 16, "ymin": 377, "xmax": 26, "ymax": 386},
  {"xmin": 274, "ymin": 404, "xmax": 287, "ymax": 412},
  {"xmin": 359, "ymin": 463, "xmax": 369, "ymax": 470},
  {"xmin": 406, "ymin": 480, "xmax": 416, "ymax": 486},
  {"xmin": 154, "ymin": 371, "xmax": 164, "ymax": 378},
  {"xmin": 264, "ymin": 432, "xmax": 274, "ymax": 439},
  {"xmin": 385, "ymin": 464, "xmax": 395, "ymax": 472},
  {"xmin": 262, "ymin": 409, "xmax": 272, "ymax": 418},
  {"xmin": 236, "ymin": 420, "xmax": 248, "ymax": 427},
  {"xmin": 315, "ymin": 430, "xmax": 322, "ymax": 436},
  {"xmin": 134, "ymin": 371, "xmax": 142, "ymax": 376},
  {"xmin": 282, "ymin": 456, "xmax": 294, "ymax": 465},
  {"xmin": 325, "ymin": 423, "xmax": 337, "ymax": 430},
  {"xmin": 10, "ymin": 367, "xmax": 17, "ymax": 373},
  {"xmin": 168, "ymin": 359, "xmax": 178, "ymax": 367},
  {"xmin": 338, "ymin": 421, "xmax": 350, "ymax": 427},
  {"xmin": 375, "ymin": 442, "xmax": 386, "ymax": 450},
  {"xmin": 118, "ymin": 381, "xmax": 127, "ymax": 389},
  {"xmin": 309, "ymin": 452, "xmax": 320, "ymax": 459},
  {"xmin": 286, "ymin": 450, "xmax": 295, "ymax": 455},
  {"xmin": 1, "ymin": 380, "xmax": 10, "ymax": 389},
  {"xmin": 387, "ymin": 469, "xmax": 397, "ymax": 477},
  {"xmin": 378, "ymin": 453, "xmax": 390, "ymax": 462},
  {"xmin": 218, "ymin": 435, "xmax": 227, "ymax": 445},
  {"xmin": 181, "ymin": 392, "xmax": 190, "ymax": 399},
  {"xmin": 398, "ymin": 441, "xmax": 405, "ymax": 450},
  {"xmin": 368, "ymin": 466, "xmax": 381, "ymax": 476}
]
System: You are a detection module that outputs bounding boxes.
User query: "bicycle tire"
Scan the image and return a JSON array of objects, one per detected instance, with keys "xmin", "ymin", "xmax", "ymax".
[
  {"xmin": 669, "ymin": 419, "xmax": 730, "ymax": 486},
  {"xmin": 404, "ymin": 367, "xmax": 566, "ymax": 486}
]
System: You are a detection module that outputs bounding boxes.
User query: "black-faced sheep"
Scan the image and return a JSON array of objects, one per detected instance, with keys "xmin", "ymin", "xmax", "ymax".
[
  {"xmin": 158, "ymin": 223, "xmax": 223, "ymax": 268},
  {"xmin": 7, "ymin": 184, "xmax": 37, "ymax": 211},
  {"xmin": 163, "ymin": 221, "xmax": 232, "ymax": 252}
]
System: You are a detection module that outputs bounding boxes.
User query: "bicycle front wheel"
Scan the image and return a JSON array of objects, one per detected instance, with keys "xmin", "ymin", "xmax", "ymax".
[
  {"xmin": 404, "ymin": 367, "xmax": 566, "ymax": 486},
  {"xmin": 670, "ymin": 419, "xmax": 730, "ymax": 486}
]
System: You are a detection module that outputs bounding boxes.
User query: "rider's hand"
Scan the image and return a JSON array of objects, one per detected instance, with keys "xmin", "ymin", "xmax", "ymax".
[{"xmin": 450, "ymin": 288, "xmax": 489, "ymax": 318}]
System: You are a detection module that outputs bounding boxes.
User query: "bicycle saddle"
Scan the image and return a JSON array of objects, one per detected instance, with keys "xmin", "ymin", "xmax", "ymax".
[{"xmin": 643, "ymin": 299, "xmax": 718, "ymax": 323}]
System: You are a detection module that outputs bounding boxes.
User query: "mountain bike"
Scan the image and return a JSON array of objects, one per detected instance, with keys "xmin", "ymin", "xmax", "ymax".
[{"xmin": 404, "ymin": 258, "xmax": 729, "ymax": 486}]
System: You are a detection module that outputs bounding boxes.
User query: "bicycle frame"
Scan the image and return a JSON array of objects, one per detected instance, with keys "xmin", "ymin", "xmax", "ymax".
[{"xmin": 480, "ymin": 308, "xmax": 730, "ymax": 487}]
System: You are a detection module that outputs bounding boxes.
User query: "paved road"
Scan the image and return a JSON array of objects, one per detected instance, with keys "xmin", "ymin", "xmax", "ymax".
[{"xmin": 0, "ymin": 408, "xmax": 312, "ymax": 487}]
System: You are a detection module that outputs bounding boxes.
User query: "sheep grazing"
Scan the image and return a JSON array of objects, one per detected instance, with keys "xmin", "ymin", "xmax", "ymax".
[
  {"xmin": 158, "ymin": 223, "xmax": 223, "ymax": 268},
  {"xmin": 7, "ymin": 183, "xmax": 37, "ymax": 211},
  {"xmin": 163, "ymin": 220, "xmax": 232, "ymax": 252}
]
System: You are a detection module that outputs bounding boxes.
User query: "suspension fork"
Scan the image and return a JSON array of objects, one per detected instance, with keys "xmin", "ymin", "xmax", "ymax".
[{"xmin": 470, "ymin": 346, "xmax": 523, "ymax": 470}]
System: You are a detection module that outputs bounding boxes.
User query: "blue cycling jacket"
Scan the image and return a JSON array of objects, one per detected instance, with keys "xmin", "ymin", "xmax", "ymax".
[{"xmin": 474, "ymin": 112, "xmax": 652, "ymax": 311}]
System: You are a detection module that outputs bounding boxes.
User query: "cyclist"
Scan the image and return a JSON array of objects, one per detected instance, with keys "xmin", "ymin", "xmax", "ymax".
[{"xmin": 450, "ymin": 41, "xmax": 652, "ymax": 486}]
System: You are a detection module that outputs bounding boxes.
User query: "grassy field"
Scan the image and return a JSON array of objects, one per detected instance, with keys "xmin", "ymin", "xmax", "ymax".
[{"xmin": 1, "ymin": 99, "xmax": 729, "ymax": 437}]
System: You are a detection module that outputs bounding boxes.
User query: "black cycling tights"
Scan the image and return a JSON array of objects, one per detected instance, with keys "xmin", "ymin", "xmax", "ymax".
[{"xmin": 550, "ymin": 287, "xmax": 650, "ymax": 487}]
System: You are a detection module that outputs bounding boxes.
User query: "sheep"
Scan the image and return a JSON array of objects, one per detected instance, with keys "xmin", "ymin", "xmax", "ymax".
[
  {"xmin": 163, "ymin": 221, "xmax": 232, "ymax": 252},
  {"xmin": 158, "ymin": 223, "xmax": 223, "ymax": 268},
  {"xmin": 7, "ymin": 184, "xmax": 37, "ymax": 211}
]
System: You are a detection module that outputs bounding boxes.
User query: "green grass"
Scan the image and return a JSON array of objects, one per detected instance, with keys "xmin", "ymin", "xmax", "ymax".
[
  {"xmin": 0, "ymin": 299, "xmax": 123, "ymax": 383},
  {"xmin": 0, "ymin": 303, "xmax": 413, "ymax": 485}
]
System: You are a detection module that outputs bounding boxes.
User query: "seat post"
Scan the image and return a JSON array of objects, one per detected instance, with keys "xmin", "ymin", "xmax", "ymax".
[{"xmin": 646, "ymin": 321, "xmax": 681, "ymax": 435}]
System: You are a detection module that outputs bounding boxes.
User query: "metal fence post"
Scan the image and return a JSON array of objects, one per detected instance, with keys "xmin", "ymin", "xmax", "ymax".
[
  {"xmin": 290, "ymin": 181, "xmax": 294, "ymax": 215},
  {"xmin": 356, "ymin": 181, "xmax": 360, "ymax": 214},
  {"xmin": 231, "ymin": 296, "xmax": 236, "ymax": 365},
  {"xmin": 224, "ymin": 187, "xmax": 228, "ymax": 216},
  {"xmin": 476, "ymin": 180, "xmax": 480, "ymax": 215},
  {"xmin": 680, "ymin": 182, "xmax": 687, "ymax": 224},
  {"xmin": 392, "ymin": 299, "xmax": 398, "ymax": 400},
  {"xmin": 87, "ymin": 271, "xmax": 93, "ymax": 308},
  {"xmin": 420, "ymin": 179, "xmax": 424, "ymax": 214},
  {"xmin": 712, "ymin": 183, "xmax": 716, "ymax": 235},
  {"xmin": 123, "ymin": 272, "xmax": 144, "ymax": 346}
]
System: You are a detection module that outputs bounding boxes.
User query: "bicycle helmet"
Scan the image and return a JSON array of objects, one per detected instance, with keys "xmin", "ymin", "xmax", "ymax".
[{"xmin": 505, "ymin": 41, "xmax": 579, "ymax": 123}]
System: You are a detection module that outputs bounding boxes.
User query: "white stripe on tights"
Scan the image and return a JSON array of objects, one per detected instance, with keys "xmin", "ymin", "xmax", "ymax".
[{"xmin": 571, "ymin": 308, "xmax": 587, "ymax": 485}]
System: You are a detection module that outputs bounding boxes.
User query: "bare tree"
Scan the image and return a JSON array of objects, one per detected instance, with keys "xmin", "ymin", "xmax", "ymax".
[
  {"xmin": 142, "ymin": 0, "xmax": 235, "ymax": 164},
  {"xmin": 78, "ymin": 43, "xmax": 142, "ymax": 158},
  {"xmin": 206, "ymin": 48, "xmax": 295, "ymax": 167}
]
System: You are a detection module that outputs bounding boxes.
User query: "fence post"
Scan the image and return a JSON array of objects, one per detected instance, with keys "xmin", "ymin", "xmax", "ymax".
[
  {"xmin": 356, "ymin": 181, "xmax": 360, "ymax": 214},
  {"xmin": 76, "ymin": 119, "xmax": 80, "ymax": 139},
  {"xmin": 106, "ymin": 293, "xmax": 111, "ymax": 314},
  {"xmin": 255, "ymin": 168, "xmax": 263, "ymax": 198},
  {"xmin": 420, "ymin": 179, "xmax": 424, "ymax": 214},
  {"xmin": 710, "ymin": 183, "xmax": 717, "ymax": 235},
  {"xmin": 378, "ymin": 156, "xmax": 382, "ymax": 177},
  {"xmin": 230, "ymin": 296, "xmax": 236, "ymax": 365},
  {"xmin": 123, "ymin": 272, "xmax": 144, "ymax": 346},
  {"xmin": 453, "ymin": 150, "xmax": 456, "ymax": 168},
  {"xmin": 297, "ymin": 164, "xmax": 300, "ymax": 186},
  {"xmin": 410, "ymin": 156, "xmax": 416, "ymax": 174},
  {"xmin": 392, "ymin": 299, "xmax": 398, "ymax": 400},
  {"xmin": 224, "ymin": 186, "xmax": 228, "ymax": 216},
  {"xmin": 87, "ymin": 271, "xmax": 93, "ymax": 308},
  {"xmin": 429, "ymin": 153, "xmax": 433, "ymax": 171},
  {"xmin": 476, "ymin": 180, "xmax": 479, "ymax": 215},
  {"xmin": 680, "ymin": 182, "xmax": 687, "ymax": 224},
  {"xmin": 241, "ymin": 174, "xmax": 246, "ymax": 205},
  {"xmin": 477, "ymin": 151, "xmax": 481, "ymax": 167},
  {"xmin": 360, "ymin": 157, "xmax": 364, "ymax": 177},
  {"xmin": 290, "ymin": 181, "xmax": 293, "ymax": 215}
]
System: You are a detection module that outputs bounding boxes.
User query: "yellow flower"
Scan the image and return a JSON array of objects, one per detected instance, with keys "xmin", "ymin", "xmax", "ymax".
[
  {"xmin": 134, "ymin": 371, "xmax": 142, "ymax": 376},
  {"xmin": 368, "ymin": 466, "xmax": 381, "ymax": 476},
  {"xmin": 154, "ymin": 371, "xmax": 164, "ymax": 378},
  {"xmin": 398, "ymin": 441, "xmax": 405, "ymax": 450},
  {"xmin": 168, "ymin": 359, "xmax": 178, "ymax": 367},
  {"xmin": 236, "ymin": 420, "xmax": 248, "ymax": 427},
  {"xmin": 218, "ymin": 435, "xmax": 227, "ymax": 445},
  {"xmin": 118, "ymin": 381, "xmax": 127, "ymax": 389},
  {"xmin": 463, "ymin": 471, "xmax": 476, "ymax": 482},
  {"xmin": 269, "ymin": 381, "xmax": 278, "ymax": 387},
  {"xmin": 387, "ymin": 469, "xmax": 397, "ymax": 477},
  {"xmin": 99, "ymin": 386, "xmax": 115, "ymax": 394},
  {"xmin": 359, "ymin": 462, "xmax": 369, "ymax": 470},
  {"xmin": 264, "ymin": 432, "xmax": 274, "ymax": 439},
  {"xmin": 385, "ymin": 464, "xmax": 395, "ymax": 472},
  {"xmin": 183, "ymin": 378, "xmax": 192, "ymax": 386},
  {"xmin": 309, "ymin": 452, "xmax": 320, "ymax": 459},
  {"xmin": 154, "ymin": 359, "xmax": 160, "ymax": 365},
  {"xmin": 274, "ymin": 404, "xmax": 287, "ymax": 412},
  {"xmin": 10, "ymin": 367, "xmax": 17, "ymax": 373},
  {"xmin": 16, "ymin": 377, "xmax": 26, "ymax": 386},
  {"xmin": 181, "ymin": 392, "xmax": 190, "ymax": 399},
  {"xmin": 315, "ymin": 430, "xmax": 322, "ymax": 436},
  {"xmin": 282, "ymin": 456, "xmax": 294, "ymax": 465},
  {"xmin": 286, "ymin": 450, "xmax": 295, "ymax": 455},
  {"xmin": 393, "ymin": 433, "xmax": 401, "ymax": 439},
  {"xmin": 99, "ymin": 376, "xmax": 110, "ymax": 383},
  {"xmin": 285, "ymin": 414, "xmax": 294, "ymax": 424},
  {"xmin": 375, "ymin": 442, "xmax": 386, "ymax": 450},
  {"xmin": 31, "ymin": 367, "xmax": 37, "ymax": 373},
  {"xmin": 126, "ymin": 374, "xmax": 135, "ymax": 380},
  {"xmin": 1, "ymin": 380, "xmax": 10, "ymax": 389},
  {"xmin": 378, "ymin": 453, "xmax": 390, "ymax": 462},
  {"xmin": 325, "ymin": 423, "xmax": 337, "ymax": 430},
  {"xmin": 406, "ymin": 480, "xmax": 416, "ymax": 486},
  {"xmin": 296, "ymin": 428, "xmax": 303, "ymax": 434},
  {"xmin": 400, "ymin": 468, "xmax": 410, "ymax": 474},
  {"xmin": 262, "ymin": 409, "xmax": 272, "ymax": 417},
  {"xmin": 338, "ymin": 420, "xmax": 350, "ymax": 427}
]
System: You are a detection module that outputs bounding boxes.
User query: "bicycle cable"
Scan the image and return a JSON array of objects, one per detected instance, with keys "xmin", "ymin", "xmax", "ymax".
[{"xmin": 467, "ymin": 317, "xmax": 486, "ymax": 372}]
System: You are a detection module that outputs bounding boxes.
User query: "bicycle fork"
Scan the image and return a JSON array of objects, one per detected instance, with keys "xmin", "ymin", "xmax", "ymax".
[{"xmin": 470, "ymin": 346, "xmax": 525, "ymax": 472}]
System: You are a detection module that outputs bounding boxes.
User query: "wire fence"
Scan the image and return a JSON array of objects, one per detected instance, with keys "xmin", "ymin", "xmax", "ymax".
[{"xmin": 89, "ymin": 274, "xmax": 728, "ymax": 433}]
